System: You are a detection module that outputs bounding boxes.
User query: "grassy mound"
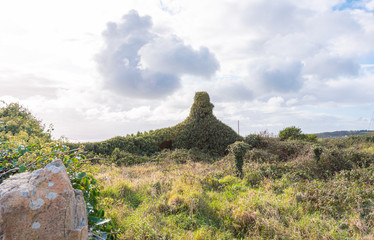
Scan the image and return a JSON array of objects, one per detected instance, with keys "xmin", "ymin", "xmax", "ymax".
[
  {"xmin": 171, "ymin": 92, "xmax": 241, "ymax": 155},
  {"xmin": 81, "ymin": 92, "xmax": 241, "ymax": 157}
]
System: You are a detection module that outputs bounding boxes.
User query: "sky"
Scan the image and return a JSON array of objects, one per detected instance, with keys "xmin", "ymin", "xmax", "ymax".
[{"xmin": 1, "ymin": 0, "xmax": 374, "ymax": 141}]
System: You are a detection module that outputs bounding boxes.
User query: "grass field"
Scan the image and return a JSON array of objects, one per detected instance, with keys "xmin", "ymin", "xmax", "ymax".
[{"xmin": 85, "ymin": 136, "xmax": 374, "ymax": 239}]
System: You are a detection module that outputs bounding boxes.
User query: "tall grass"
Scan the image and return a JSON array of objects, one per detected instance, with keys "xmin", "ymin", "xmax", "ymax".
[{"xmin": 84, "ymin": 135, "xmax": 374, "ymax": 239}]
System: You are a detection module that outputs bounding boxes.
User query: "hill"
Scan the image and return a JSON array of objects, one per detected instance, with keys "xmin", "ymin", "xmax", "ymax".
[{"xmin": 316, "ymin": 130, "xmax": 374, "ymax": 138}]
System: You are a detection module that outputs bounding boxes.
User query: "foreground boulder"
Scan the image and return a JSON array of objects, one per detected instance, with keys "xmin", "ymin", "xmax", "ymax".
[{"xmin": 0, "ymin": 159, "xmax": 88, "ymax": 240}]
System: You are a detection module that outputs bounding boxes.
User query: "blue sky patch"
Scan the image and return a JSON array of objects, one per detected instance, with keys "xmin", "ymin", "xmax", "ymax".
[{"xmin": 333, "ymin": 0, "xmax": 367, "ymax": 11}]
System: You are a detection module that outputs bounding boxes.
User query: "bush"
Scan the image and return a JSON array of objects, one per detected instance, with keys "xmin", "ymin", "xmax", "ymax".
[
  {"xmin": 257, "ymin": 137, "xmax": 307, "ymax": 162},
  {"xmin": 0, "ymin": 102, "xmax": 51, "ymax": 141},
  {"xmin": 110, "ymin": 148, "xmax": 149, "ymax": 166},
  {"xmin": 229, "ymin": 141, "xmax": 250, "ymax": 177},
  {"xmin": 279, "ymin": 126, "xmax": 317, "ymax": 142},
  {"xmin": 83, "ymin": 135, "xmax": 159, "ymax": 157},
  {"xmin": 244, "ymin": 134, "xmax": 261, "ymax": 148},
  {"xmin": 245, "ymin": 149, "xmax": 279, "ymax": 163},
  {"xmin": 279, "ymin": 126, "xmax": 303, "ymax": 141}
]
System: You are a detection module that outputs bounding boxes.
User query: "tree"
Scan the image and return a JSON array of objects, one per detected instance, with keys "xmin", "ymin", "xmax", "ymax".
[
  {"xmin": 0, "ymin": 102, "xmax": 48, "ymax": 139},
  {"xmin": 279, "ymin": 126, "xmax": 317, "ymax": 142},
  {"xmin": 279, "ymin": 126, "xmax": 303, "ymax": 141}
]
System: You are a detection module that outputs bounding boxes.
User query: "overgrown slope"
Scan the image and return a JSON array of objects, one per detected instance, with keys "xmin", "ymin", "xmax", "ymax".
[{"xmin": 80, "ymin": 92, "xmax": 241, "ymax": 157}]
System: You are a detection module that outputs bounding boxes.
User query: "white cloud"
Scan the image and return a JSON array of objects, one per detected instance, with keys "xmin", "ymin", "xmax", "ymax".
[
  {"xmin": 96, "ymin": 10, "xmax": 219, "ymax": 99},
  {"xmin": 251, "ymin": 60, "xmax": 304, "ymax": 93},
  {"xmin": 303, "ymin": 52, "xmax": 360, "ymax": 79},
  {"xmin": 139, "ymin": 36, "xmax": 219, "ymax": 78},
  {"xmin": 367, "ymin": 0, "xmax": 374, "ymax": 10}
]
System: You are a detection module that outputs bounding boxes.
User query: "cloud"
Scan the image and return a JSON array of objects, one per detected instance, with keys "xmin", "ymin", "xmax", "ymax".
[
  {"xmin": 251, "ymin": 60, "xmax": 304, "ymax": 93},
  {"xmin": 0, "ymin": 71, "xmax": 59, "ymax": 99},
  {"xmin": 96, "ymin": 10, "xmax": 219, "ymax": 99},
  {"xmin": 214, "ymin": 84, "xmax": 253, "ymax": 102},
  {"xmin": 367, "ymin": 0, "xmax": 374, "ymax": 10},
  {"xmin": 303, "ymin": 52, "xmax": 360, "ymax": 79},
  {"xmin": 240, "ymin": 0, "xmax": 310, "ymax": 35},
  {"xmin": 139, "ymin": 36, "xmax": 219, "ymax": 78}
]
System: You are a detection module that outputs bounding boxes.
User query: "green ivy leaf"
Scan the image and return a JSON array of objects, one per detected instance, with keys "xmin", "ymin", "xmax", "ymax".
[
  {"xmin": 18, "ymin": 165, "xmax": 27, "ymax": 173},
  {"xmin": 76, "ymin": 172, "xmax": 86, "ymax": 179}
]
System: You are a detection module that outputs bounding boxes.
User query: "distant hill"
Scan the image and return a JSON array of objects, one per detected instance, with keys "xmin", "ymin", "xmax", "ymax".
[{"xmin": 316, "ymin": 130, "xmax": 374, "ymax": 138}]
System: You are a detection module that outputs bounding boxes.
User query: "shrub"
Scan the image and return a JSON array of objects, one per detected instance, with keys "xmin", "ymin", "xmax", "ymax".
[
  {"xmin": 245, "ymin": 149, "xmax": 279, "ymax": 163},
  {"xmin": 244, "ymin": 134, "xmax": 261, "ymax": 148},
  {"xmin": 84, "ymin": 135, "xmax": 159, "ymax": 157},
  {"xmin": 279, "ymin": 126, "xmax": 317, "ymax": 142},
  {"xmin": 257, "ymin": 137, "xmax": 307, "ymax": 162},
  {"xmin": 228, "ymin": 141, "xmax": 250, "ymax": 177},
  {"xmin": 110, "ymin": 148, "xmax": 149, "ymax": 166},
  {"xmin": 279, "ymin": 126, "xmax": 303, "ymax": 141}
]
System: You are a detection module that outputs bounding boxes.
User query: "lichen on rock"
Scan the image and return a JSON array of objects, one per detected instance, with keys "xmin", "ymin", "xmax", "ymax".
[{"xmin": 0, "ymin": 159, "xmax": 88, "ymax": 240}]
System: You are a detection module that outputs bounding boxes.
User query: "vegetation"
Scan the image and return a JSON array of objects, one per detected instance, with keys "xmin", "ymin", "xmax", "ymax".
[
  {"xmin": 86, "ymin": 133, "xmax": 374, "ymax": 239},
  {"xmin": 279, "ymin": 126, "xmax": 317, "ymax": 142},
  {"xmin": 77, "ymin": 92, "xmax": 241, "ymax": 157},
  {"xmin": 171, "ymin": 92, "xmax": 242, "ymax": 155},
  {"xmin": 0, "ymin": 102, "xmax": 116, "ymax": 239},
  {"xmin": 3, "ymin": 97, "xmax": 374, "ymax": 239}
]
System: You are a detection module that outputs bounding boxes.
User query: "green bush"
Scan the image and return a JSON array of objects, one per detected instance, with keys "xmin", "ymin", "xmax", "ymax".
[
  {"xmin": 279, "ymin": 126, "xmax": 303, "ymax": 141},
  {"xmin": 245, "ymin": 149, "xmax": 279, "ymax": 163},
  {"xmin": 83, "ymin": 135, "xmax": 159, "ymax": 157},
  {"xmin": 110, "ymin": 148, "xmax": 149, "ymax": 166},
  {"xmin": 244, "ymin": 134, "xmax": 261, "ymax": 148},
  {"xmin": 0, "ymin": 102, "xmax": 50, "ymax": 140},
  {"xmin": 279, "ymin": 126, "xmax": 317, "ymax": 142},
  {"xmin": 229, "ymin": 141, "xmax": 250, "ymax": 177},
  {"xmin": 257, "ymin": 137, "xmax": 307, "ymax": 162}
]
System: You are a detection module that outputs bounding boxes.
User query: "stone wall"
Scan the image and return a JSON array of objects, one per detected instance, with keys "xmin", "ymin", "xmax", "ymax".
[{"xmin": 0, "ymin": 159, "xmax": 88, "ymax": 240}]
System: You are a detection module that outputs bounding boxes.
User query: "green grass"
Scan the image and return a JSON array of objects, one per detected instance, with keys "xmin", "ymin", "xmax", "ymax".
[{"xmin": 83, "ymin": 136, "xmax": 374, "ymax": 239}]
